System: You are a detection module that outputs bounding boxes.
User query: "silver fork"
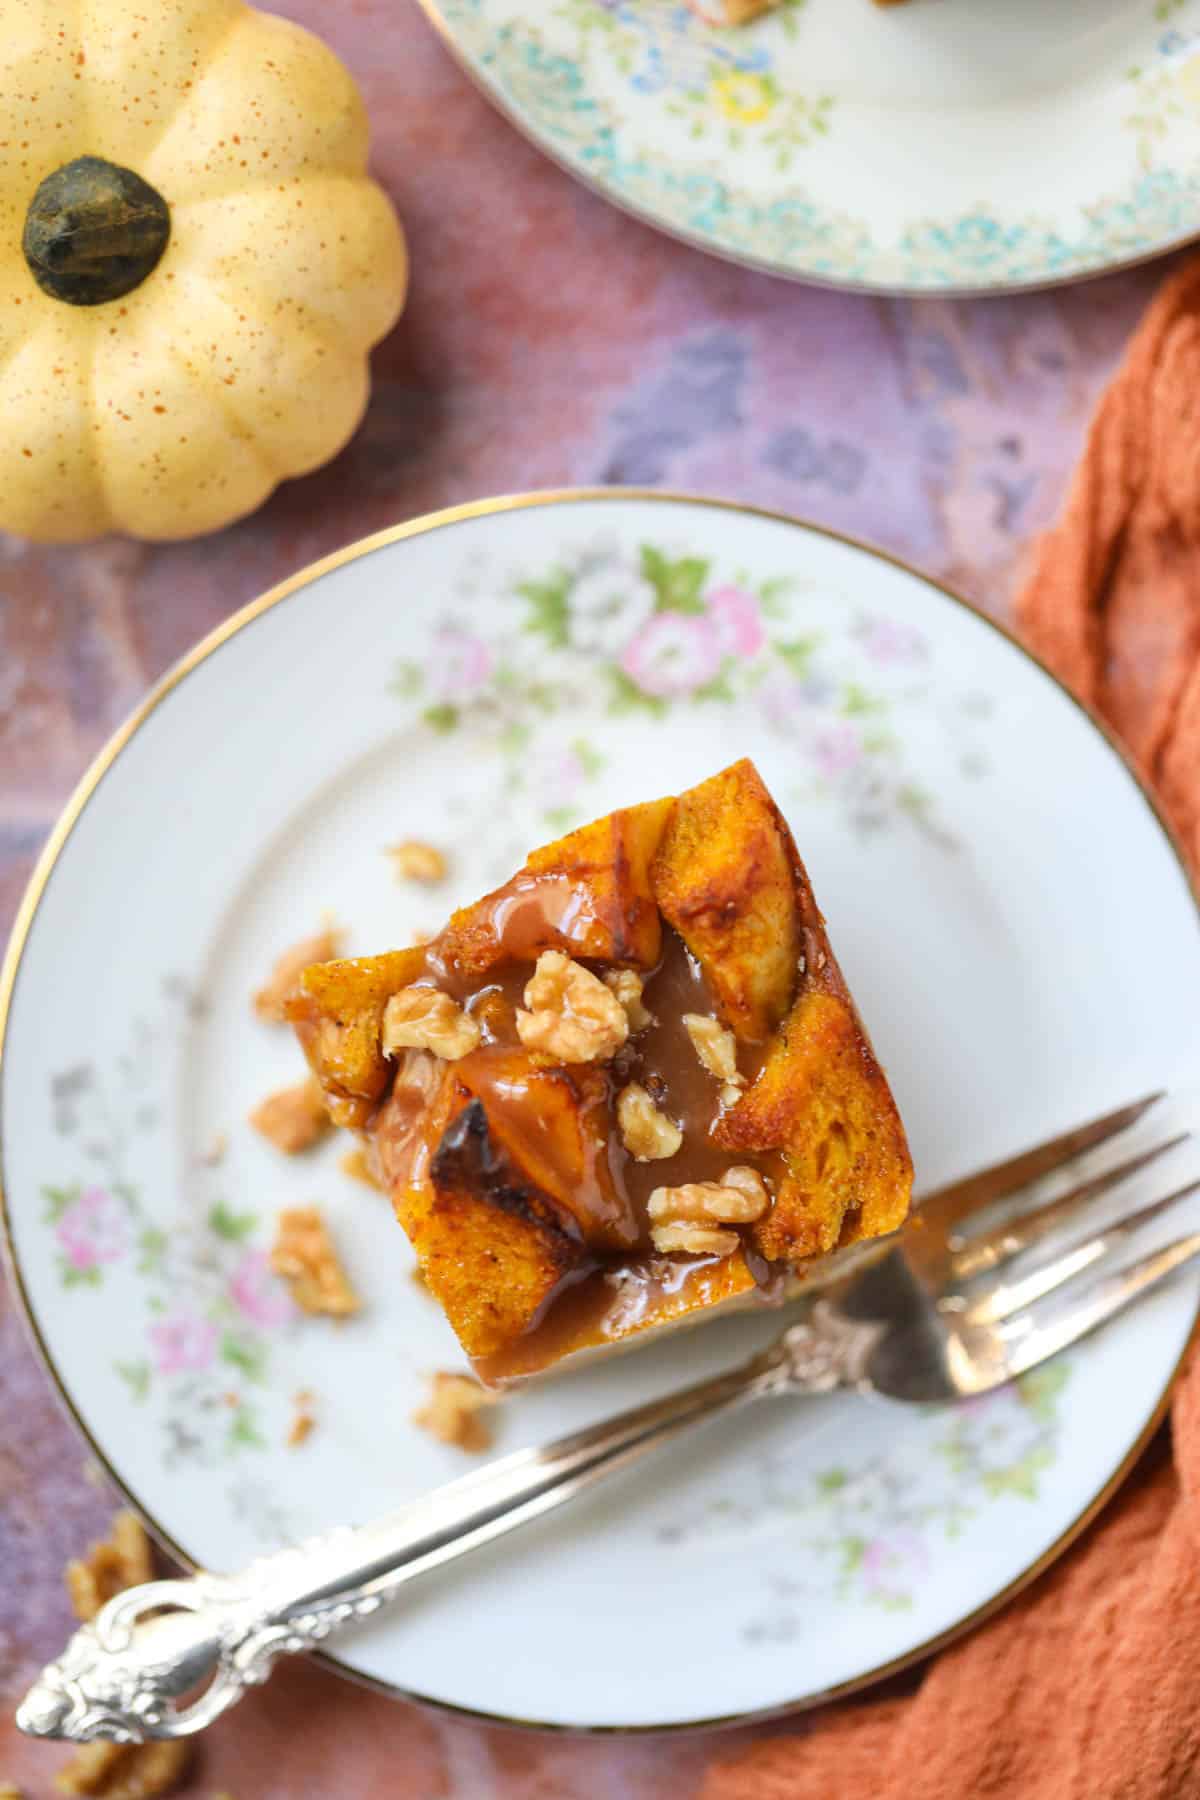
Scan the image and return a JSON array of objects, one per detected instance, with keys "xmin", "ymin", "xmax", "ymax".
[{"xmin": 17, "ymin": 1090, "xmax": 1200, "ymax": 1746}]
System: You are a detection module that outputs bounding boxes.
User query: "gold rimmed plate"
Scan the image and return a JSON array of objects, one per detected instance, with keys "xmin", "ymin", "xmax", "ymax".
[{"xmin": 2, "ymin": 490, "xmax": 1198, "ymax": 1728}]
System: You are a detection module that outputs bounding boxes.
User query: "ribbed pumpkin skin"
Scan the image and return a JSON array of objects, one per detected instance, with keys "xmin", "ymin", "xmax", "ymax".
[{"xmin": 0, "ymin": 0, "xmax": 407, "ymax": 542}]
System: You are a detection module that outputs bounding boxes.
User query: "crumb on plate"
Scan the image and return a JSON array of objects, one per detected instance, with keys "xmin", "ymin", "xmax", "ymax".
[
  {"xmin": 249, "ymin": 1074, "xmax": 331, "ymax": 1154},
  {"xmin": 254, "ymin": 925, "xmax": 340, "ymax": 1023},
  {"xmin": 287, "ymin": 1389, "xmax": 317, "ymax": 1447},
  {"xmin": 413, "ymin": 1371, "xmax": 498, "ymax": 1453},
  {"xmin": 55, "ymin": 1741, "xmax": 192, "ymax": 1798},
  {"xmin": 387, "ymin": 840, "xmax": 448, "ymax": 884},
  {"xmin": 65, "ymin": 1510, "xmax": 154, "ymax": 1623},
  {"xmin": 269, "ymin": 1207, "xmax": 360, "ymax": 1317}
]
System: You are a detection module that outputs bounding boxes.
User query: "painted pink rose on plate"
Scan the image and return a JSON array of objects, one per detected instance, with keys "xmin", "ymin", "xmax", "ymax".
[
  {"xmin": 56, "ymin": 1186, "xmax": 128, "ymax": 1271},
  {"xmin": 861, "ymin": 1527, "xmax": 930, "ymax": 1597},
  {"xmin": 427, "ymin": 625, "xmax": 493, "ymax": 702},
  {"xmin": 858, "ymin": 615, "xmax": 927, "ymax": 666},
  {"xmin": 620, "ymin": 613, "xmax": 722, "ymax": 699},
  {"xmin": 705, "ymin": 585, "xmax": 765, "ymax": 660},
  {"xmin": 229, "ymin": 1248, "xmax": 293, "ymax": 1330},
  {"xmin": 810, "ymin": 722, "xmax": 862, "ymax": 776},
  {"xmin": 149, "ymin": 1312, "xmax": 219, "ymax": 1376}
]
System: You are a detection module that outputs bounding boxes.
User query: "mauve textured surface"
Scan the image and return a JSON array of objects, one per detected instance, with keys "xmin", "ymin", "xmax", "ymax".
[{"xmin": 0, "ymin": 2, "xmax": 1179, "ymax": 1793}]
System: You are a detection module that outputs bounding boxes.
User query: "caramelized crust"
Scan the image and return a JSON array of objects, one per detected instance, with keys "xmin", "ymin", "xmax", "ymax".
[
  {"xmin": 715, "ymin": 989, "xmax": 910, "ymax": 1259},
  {"xmin": 653, "ymin": 760, "xmax": 798, "ymax": 1042}
]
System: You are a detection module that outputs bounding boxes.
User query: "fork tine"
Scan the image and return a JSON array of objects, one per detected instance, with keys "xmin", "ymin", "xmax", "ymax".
[
  {"xmin": 983, "ymin": 1227, "xmax": 1200, "ymax": 1381},
  {"xmin": 954, "ymin": 1173, "xmax": 1200, "ymax": 1325},
  {"xmin": 913, "ymin": 1092, "xmax": 1166, "ymax": 1246},
  {"xmin": 947, "ymin": 1132, "xmax": 1190, "ymax": 1284}
]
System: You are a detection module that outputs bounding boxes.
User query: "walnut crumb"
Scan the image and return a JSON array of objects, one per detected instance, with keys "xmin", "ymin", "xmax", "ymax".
[
  {"xmin": 287, "ymin": 1389, "xmax": 317, "ymax": 1447},
  {"xmin": 54, "ymin": 1740, "xmax": 192, "ymax": 1798},
  {"xmin": 254, "ymin": 925, "xmax": 340, "ymax": 1023},
  {"xmin": 413, "ymin": 1371, "xmax": 498, "ymax": 1453},
  {"xmin": 270, "ymin": 1207, "xmax": 360, "ymax": 1317},
  {"xmin": 198, "ymin": 1130, "xmax": 228, "ymax": 1167},
  {"xmin": 683, "ymin": 1013, "xmax": 743, "ymax": 1089},
  {"xmin": 339, "ymin": 1146, "xmax": 384, "ymax": 1190},
  {"xmin": 249, "ymin": 1074, "xmax": 331, "ymax": 1154},
  {"xmin": 65, "ymin": 1510, "xmax": 153, "ymax": 1623},
  {"xmin": 516, "ymin": 951, "xmax": 629, "ymax": 1063},
  {"xmin": 648, "ymin": 1167, "xmax": 770, "ymax": 1257},
  {"xmin": 382, "ymin": 986, "xmax": 481, "ymax": 1060},
  {"xmin": 617, "ymin": 1083, "xmax": 682, "ymax": 1161},
  {"xmin": 604, "ymin": 968, "xmax": 654, "ymax": 1032},
  {"xmin": 0, "ymin": 1780, "xmax": 24, "ymax": 1798},
  {"xmin": 388, "ymin": 839, "xmax": 448, "ymax": 884}
]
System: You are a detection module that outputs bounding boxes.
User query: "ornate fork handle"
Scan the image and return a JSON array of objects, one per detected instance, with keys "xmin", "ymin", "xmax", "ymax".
[{"xmin": 17, "ymin": 1301, "xmax": 882, "ymax": 1743}]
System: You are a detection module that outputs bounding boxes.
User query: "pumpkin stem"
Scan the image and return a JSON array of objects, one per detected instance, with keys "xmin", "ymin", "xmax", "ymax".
[{"xmin": 23, "ymin": 156, "xmax": 171, "ymax": 306}]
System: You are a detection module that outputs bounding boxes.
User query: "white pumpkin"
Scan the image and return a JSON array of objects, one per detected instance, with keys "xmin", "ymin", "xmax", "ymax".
[{"xmin": 0, "ymin": 0, "xmax": 407, "ymax": 541}]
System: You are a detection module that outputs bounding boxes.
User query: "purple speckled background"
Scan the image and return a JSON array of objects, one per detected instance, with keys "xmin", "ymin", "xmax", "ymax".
[{"xmin": 0, "ymin": 3, "xmax": 1176, "ymax": 1793}]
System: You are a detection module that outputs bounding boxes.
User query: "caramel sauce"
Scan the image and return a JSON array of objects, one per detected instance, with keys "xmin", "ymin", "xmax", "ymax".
[
  {"xmin": 370, "ymin": 901, "xmax": 787, "ymax": 1374},
  {"xmin": 475, "ymin": 1249, "xmax": 764, "ymax": 1384}
]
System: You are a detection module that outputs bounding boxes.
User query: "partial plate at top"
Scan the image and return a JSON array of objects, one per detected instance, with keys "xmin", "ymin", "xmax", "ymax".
[{"xmin": 419, "ymin": 0, "xmax": 1200, "ymax": 293}]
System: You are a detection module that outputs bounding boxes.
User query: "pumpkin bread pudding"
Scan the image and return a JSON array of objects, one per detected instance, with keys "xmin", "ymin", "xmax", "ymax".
[{"xmin": 288, "ymin": 761, "xmax": 912, "ymax": 1383}]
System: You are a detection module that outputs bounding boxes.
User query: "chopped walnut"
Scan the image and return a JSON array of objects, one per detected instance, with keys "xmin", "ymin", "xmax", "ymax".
[
  {"xmin": 54, "ymin": 1741, "xmax": 192, "ymax": 1799},
  {"xmin": 65, "ymin": 1510, "xmax": 153, "ymax": 1623},
  {"xmin": 248, "ymin": 1073, "xmax": 331, "ymax": 1154},
  {"xmin": 254, "ymin": 925, "xmax": 339, "ymax": 1023},
  {"xmin": 287, "ymin": 1389, "xmax": 317, "ymax": 1447},
  {"xmin": 388, "ymin": 839, "xmax": 448, "ymax": 884},
  {"xmin": 648, "ymin": 1167, "xmax": 770, "ymax": 1257},
  {"xmin": 413, "ymin": 1371, "xmax": 498, "ymax": 1453},
  {"xmin": 683, "ymin": 1013, "xmax": 743, "ymax": 1089},
  {"xmin": 604, "ymin": 968, "xmax": 654, "ymax": 1032},
  {"xmin": 269, "ymin": 1207, "xmax": 360, "ymax": 1317},
  {"xmin": 0, "ymin": 1783, "xmax": 23, "ymax": 1800},
  {"xmin": 617, "ymin": 1083, "xmax": 682, "ymax": 1161},
  {"xmin": 382, "ymin": 986, "xmax": 481, "ymax": 1060},
  {"xmin": 339, "ymin": 1146, "xmax": 384, "ymax": 1190},
  {"xmin": 516, "ymin": 951, "xmax": 629, "ymax": 1063}
]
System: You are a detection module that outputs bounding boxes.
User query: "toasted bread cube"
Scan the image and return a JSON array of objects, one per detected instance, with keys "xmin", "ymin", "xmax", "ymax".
[
  {"xmin": 715, "ymin": 989, "xmax": 911, "ymax": 1258},
  {"xmin": 395, "ymin": 1093, "xmax": 590, "ymax": 1360},
  {"xmin": 439, "ymin": 796, "xmax": 674, "ymax": 979},
  {"xmin": 653, "ymin": 760, "xmax": 799, "ymax": 1042},
  {"xmin": 287, "ymin": 948, "xmax": 426, "ymax": 1127}
]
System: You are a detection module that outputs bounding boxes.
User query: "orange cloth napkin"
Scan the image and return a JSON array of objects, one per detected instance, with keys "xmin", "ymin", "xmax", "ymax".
[{"xmin": 705, "ymin": 261, "xmax": 1200, "ymax": 1800}]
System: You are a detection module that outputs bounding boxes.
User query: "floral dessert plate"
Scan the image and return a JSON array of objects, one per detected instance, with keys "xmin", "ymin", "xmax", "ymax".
[
  {"xmin": 3, "ymin": 490, "xmax": 1200, "ymax": 1731},
  {"xmin": 418, "ymin": 0, "xmax": 1200, "ymax": 294}
]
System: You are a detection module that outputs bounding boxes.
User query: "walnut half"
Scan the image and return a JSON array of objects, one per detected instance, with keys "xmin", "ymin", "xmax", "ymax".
[
  {"xmin": 648, "ymin": 1166, "xmax": 770, "ymax": 1257},
  {"xmin": 382, "ymin": 986, "xmax": 481, "ymax": 1061},
  {"xmin": 516, "ymin": 951, "xmax": 629, "ymax": 1063}
]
